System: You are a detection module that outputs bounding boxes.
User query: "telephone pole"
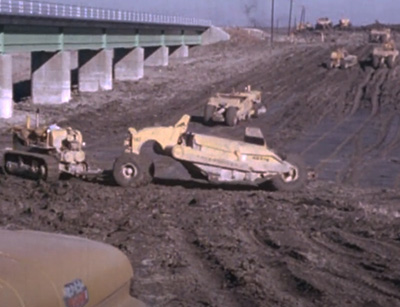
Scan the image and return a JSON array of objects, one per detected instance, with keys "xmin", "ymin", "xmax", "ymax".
[
  {"xmin": 288, "ymin": 0, "xmax": 293, "ymax": 35},
  {"xmin": 270, "ymin": 0, "xmax": 275, "ymax": 46}
]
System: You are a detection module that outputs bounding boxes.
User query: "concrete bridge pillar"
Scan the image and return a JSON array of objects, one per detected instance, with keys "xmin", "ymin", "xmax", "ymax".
[
  {"xmin": 169, "ymin": 45, "xmax": 189, "ymax": 59},
  {"xmin": 114, "ymin": 47, "xmax": 144, "ymax": 81},
  {"xmin": 144, "ymin": 46, "xmax": 169, "ymax": 67},
  {"xmin": 31, "ymin": 51, "xmax": 71, "ymax": 104},
  {"xmin": 0, "ymin": 54, "xmax": 13, "ymax": 119},
  {"xmin": 78, "ymin": 49, "xmax": 113, "ymax": 92}
]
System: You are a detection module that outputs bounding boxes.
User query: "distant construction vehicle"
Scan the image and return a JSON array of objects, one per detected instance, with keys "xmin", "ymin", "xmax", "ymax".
[
  {"xmin": 296, "ymin": 22, "xmax": 313, "ymax": 32},
  {"xmin": 336, "ymin": 18, "xmax": 352, "ymax": 29},
  {"xmin": 113, "ymin": 115, "xmax": 307, "ymax": 191},
  {"xmin": 204, "ymin": 86, "xmax": 266, "ymax": 126},
  {"xmin": 329, "ymin": 48, "xmax": 358, "ymax": 69},
  {"xmin": 315, "ymin": 17, "xmax": 333, "ymax": 30},
  {"xmin": 369, "ymin": 28, "xmax": 391, "ymax": 43},
  {"xmin": 3, "ymin": 111, "xmax": 101, "ymax": 182},
  {"xmin": 372, "ymin": 39, "xmax": 399, "ymax": 69}
]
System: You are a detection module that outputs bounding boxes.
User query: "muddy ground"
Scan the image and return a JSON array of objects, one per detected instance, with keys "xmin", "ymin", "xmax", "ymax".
[{"xmin": 1, "ymin": 28, "xmax": 400, "ymax": 306}]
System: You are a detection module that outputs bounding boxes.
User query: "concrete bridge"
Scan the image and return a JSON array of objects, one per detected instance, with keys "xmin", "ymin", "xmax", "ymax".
[{"xmin": 0, "ymin": 0, "xmax": 229, "ymax": 118}]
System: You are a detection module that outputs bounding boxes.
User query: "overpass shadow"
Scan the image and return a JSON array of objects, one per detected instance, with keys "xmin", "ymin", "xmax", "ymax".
[{"xmin": 13, "ymin": 80, "xmax": 31, "ymax": 103}]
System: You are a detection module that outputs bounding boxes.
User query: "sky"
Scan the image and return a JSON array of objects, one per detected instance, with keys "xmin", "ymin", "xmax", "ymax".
[{"xmin": 51, "ymin": 0, "xmax": 400, "ymax": 27}]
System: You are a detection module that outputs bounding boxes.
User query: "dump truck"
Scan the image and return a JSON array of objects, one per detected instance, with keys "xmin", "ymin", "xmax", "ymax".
[
  {"xmin": 204, "ymin": 86, "xmax": 266, "ymax": 126},
  {"xmin": 372, "ymin": 39, "xmax": 399, "ymax": 69},
  {"xmin": 315, "ymin": 17, "xmax": 333, "ymax": 30},
  {"xmin": 0, "ymin": 229, "xmax": 146, "ymax": 307},
  {"xmin": 369, "ymin": 28, "xmax": 391, "ymax": 43},
  {"xmin": 329, "ymin": 48, "xmax": 358, "ymax": 69},
  {"xmin": 3, "ymin": 111, "xmax": 101, "ymax": 182},
  {"xmin": 113, "ymin": 115, "xmax": 307, "ymax": 191}
]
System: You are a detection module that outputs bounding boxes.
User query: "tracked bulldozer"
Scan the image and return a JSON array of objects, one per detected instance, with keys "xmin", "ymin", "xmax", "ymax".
[
  {"xmin": 113, "ymin": 115, "xmax": 308, "ymax": 191},
  {"xmin": 204, "ymin": 86, "xmax": 266, "ymax": 126},
  {"xmin": 372, "ymin": 39, "xmax": 399, "ymax": 69},
  {"xmin": 329, "ymin": 48, "xmax": 358, "ymax": 69},
  {"xmin": 369, "ymin": 28, "xmax": 391, "ymax": 43},
  {"xmin": 3, "ymin": 111, "xmax": 100, "ymax": 182}
]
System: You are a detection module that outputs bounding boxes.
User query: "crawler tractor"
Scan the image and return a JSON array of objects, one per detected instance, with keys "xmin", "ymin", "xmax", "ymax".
[
  {"xmin": 3, "ymin": 112, "xmax": 100, "ymax": 181},
  {"xmin": 329, "ymin": 48, "xmax": 358, "ymax": 69},
  {"xmin": 372, "ymin": 39, "xmax": 399, "ymax": 69},
  {"xmin": 369, "ymin": 28, "xmax": 391, "ymax": 43},
  {"xmin": 113, "ymin": 115, "xmax": 307, "ymax": 191},
  {"xmin": 204, "ymin": 86, "xmax": 266, "ymax": 126}
]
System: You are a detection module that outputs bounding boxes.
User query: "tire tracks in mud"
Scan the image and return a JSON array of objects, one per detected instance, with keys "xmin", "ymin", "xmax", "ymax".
[{"xmin": 302, "ymin": 67, "xmax": 390, "ymax": 183}]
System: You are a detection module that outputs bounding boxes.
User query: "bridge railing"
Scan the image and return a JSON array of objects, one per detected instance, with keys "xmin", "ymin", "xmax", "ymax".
[{"xmin": 0, "ymin": 0, "xmax": 212, "ymax": 27}]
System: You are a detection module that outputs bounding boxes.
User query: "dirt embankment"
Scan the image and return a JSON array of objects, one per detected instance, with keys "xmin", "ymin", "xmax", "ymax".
[{"xmin": 1, "ymin": 28, "xmax": 400, "ymax": 307}]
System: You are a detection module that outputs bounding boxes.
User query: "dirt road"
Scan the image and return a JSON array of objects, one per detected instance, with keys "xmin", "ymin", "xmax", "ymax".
[{"xmin": 1, "ymin": 28, "xmax": 400, "ymax": 306}]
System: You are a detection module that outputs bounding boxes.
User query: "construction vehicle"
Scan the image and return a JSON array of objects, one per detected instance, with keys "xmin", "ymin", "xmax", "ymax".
[
  {"xmin": 296, "ymin": 22, "xmax": 313, "ymax": 32},
  {"xmin": 329, "ymin": 48, "xmax": 358, "ymax": 69},
  {"xmin": 369, "ymin": 28, "xmax": 391, "ymax": 43},
  {"xmin": 0, "ymin": 229, "xmax": 146, "ymax": 307},
  {"xmin": 204, "ymin": 86, "xmax": 266, "ymax": 126},
  {"xmin": 372, "ymin": 39, "xmax": 399, "ymax": 69},
  {"xmin": 315, "ymin": 17, "xmax": 333, "ymax": 30},
  {"xmin": 3, "ymin": 111, "xmax": 101, "ymax": 182},
  {"xmin": 113, "ymin": 115, "xmax": 307, "ymax": 191},
  {"xmin": 336, "ymin": 18, "xmax": 352, "ymax": 29}
]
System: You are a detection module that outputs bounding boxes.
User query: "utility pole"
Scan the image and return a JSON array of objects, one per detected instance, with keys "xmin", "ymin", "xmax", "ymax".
[
  {"xmin": 270, "ymin": 0, "xmax": 275, "ymax": 47},
  {"xmin": 288, "ymin": 0, "xmax": 293, "ymax": 35}
]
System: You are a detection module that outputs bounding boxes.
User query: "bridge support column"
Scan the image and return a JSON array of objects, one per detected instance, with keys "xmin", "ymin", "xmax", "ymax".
[
  {"xmin": 114, "ymin": 47, "xmax": 144, "ymax": 81},
  {"xmin": 169, "ymin": 45, "xmax": 189, "ymax": 58},
  {"xmin": 78, "ymin": 49, "xmax": 113, "ymax": 92},
  {"xmin": 144, "ymin": 46, "xmax": 169, "ymax": 67},
  {"xmin": 31, "ymin": 51, "xmax": 71, "ymax": 104},
  {"xmin": 0, "ymin": 54, "xmax": 13, "ymax": 119}
]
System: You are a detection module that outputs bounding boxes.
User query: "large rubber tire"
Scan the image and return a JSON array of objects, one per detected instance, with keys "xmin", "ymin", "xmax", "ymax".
[
  {"xmin": 113, "ymin": 153, "xmax": 153, "ymax": 187},
  {"xmin": 225, "ymin": 107, "xmax": 238, "ymax": 126},
  {"xmin": 271, "ymin": 154, "xmax": 307, "ymax": 192},
  {"xmin": 204, "ymin": 105, "xmax": 216, "ymax": 124},
  {"xmin": 386, "ymin": 56, "xmax": 395, "ymax": 69},
  {"xmin": 372, "ymin": 56, "xmax": 380, "ymax": 69}
]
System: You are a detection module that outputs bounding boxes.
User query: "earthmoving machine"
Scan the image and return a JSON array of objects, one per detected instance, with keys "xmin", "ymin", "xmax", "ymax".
[
  {"xmin": 315, "ymin": 17, "xmax": 333, "ymax": 30},
  {"xmin": 336, "ymin": 18, "xmax": 352, "ymax": 29},
  {"xmin": 372, "ymin": 39, "xmax": 399, "ymax": 69},
  {"xmin": 296, "ymin": 22, "xmax": 313, "ymax": 32},
  {"xmin": 369, "ymin": 28, "xmax": 391, "ymax": 43},
  {"xmin": 329, "ymin": 48, "xmax": 358, "ymax": 69},
  {"xmin": 0, "ymin": 229, "xmax": 146, "ymax": 307},
  {"xmin": 204, "ymin": 86, "xmax": 266, "ymax": 126},
  {"xmin": 113, "ymin": 115, "xmax": 307, "ymax": 191},
  {"xmin": 3, "ymin": 111, "xmax": 100, "ymax": 182}
]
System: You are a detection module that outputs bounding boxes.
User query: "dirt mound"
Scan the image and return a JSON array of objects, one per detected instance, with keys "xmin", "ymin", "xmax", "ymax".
[{"xmin": 1, "ymin": 29, "xmax": 400, "ymax": 306}]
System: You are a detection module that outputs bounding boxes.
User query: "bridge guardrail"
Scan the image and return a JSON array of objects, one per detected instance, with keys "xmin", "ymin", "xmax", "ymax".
[{"xmin": 0, "ymin": 0, "xmax": 212, "ymax": 27}]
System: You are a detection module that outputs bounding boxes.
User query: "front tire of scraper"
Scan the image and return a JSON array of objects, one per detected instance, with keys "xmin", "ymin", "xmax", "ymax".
[
  {"xmin": 113, "ymin": 153, "xmax": 153, "ymax": 187},
  {"xmin": 225, "ymin": 107, "xmax": 238, "ymax": 126},
  {"xmin": 271, "ymin": 154, "xmax": 307, "ymax": 192}
]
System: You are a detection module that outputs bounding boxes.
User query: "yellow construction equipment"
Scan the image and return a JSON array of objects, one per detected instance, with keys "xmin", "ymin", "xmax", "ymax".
[
  {"xmin": 330, "ymin": 48, "xmax": 358, "ymax": 69},
  {"xmin": 204, "ymin": 85, "xmax": 266, "ymax": 126},
  {"xmin": 3, "ymin": 110, "xmax": 101, "ymax": 182},
  {"xmin": 372, "ymin": 39, "xmax": 399, "ymax": 69},
  {"xmin": 113, "ymin": 115, "xmax": 307, "ymax": 191}
]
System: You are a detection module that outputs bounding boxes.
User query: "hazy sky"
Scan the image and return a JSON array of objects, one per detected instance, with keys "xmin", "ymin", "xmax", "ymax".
[{"xmin": 54, "ymin": 0, "xmax": 399, "ymax": 27}]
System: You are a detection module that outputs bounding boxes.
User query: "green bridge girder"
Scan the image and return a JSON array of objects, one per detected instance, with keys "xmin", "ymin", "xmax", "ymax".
[{"xmin": 0, "ymin": 24, "xmax": 203, "ymax": 53}]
